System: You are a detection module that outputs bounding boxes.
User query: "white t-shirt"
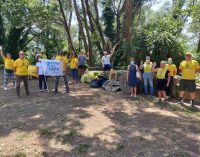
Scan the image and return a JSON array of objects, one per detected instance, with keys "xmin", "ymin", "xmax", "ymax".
[
  {"xmin": 36, "ymin": 62, "xmax": 44, "ymax": 75},
  {"xmin": 102, "ymin": 55, "xmax": 111, "ymax": 65}
]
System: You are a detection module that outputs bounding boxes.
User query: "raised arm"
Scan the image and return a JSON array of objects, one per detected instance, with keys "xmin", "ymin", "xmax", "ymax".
[
  {"xmin": 0, "ymin": 46, "xmax": 5, "ymax": 59},
  {"xmin": 110, "ymin": 42, "xmax": 119, "ymax": 57}
]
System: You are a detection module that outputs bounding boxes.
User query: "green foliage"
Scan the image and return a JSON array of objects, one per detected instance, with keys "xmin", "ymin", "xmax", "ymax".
[
  {"xmin": 102, "ymin": 0, "xmax": 115, "ymax": 42},
  {"xmin": 76, "ymin": 144, "xmax": 90, "ymax": 154}
]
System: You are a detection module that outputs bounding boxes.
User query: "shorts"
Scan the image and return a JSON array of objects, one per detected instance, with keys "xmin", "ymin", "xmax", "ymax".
[
  {"xmin": 78, "ymin": 65, "xmax": 86, "ymax": 70},
  {"xmin": 104, "ymin": 64, "xmax": 112, "ymax": 71},
  {"xmin": 156, "ymin": 79, "xmax": 167, "ymax": 91},
  {"xmin": 179, "ymin": 79, "xmax": 196, "ymax": 92}
]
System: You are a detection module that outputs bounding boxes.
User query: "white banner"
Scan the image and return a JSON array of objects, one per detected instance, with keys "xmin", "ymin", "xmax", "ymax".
[{"xmin": 41, "ymin": 59, "xmax": 63, "ymax": 76}]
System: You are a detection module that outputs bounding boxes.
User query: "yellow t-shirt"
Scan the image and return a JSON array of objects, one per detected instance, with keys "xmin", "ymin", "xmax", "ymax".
[
  {"xmin": 166, "ymin": 64, "xmax": 177, "ymax": 77},
  {"xmin": 3, "ymin": 57, "xmax": 15, "ymax": 70},
  {"xmin": 179, "ymin": 60, "xmax": 200, "ymax": 80},
  {"xmin": 70, "ymin": 57, "xmax": 78, "ymax": 69},
  {"xmin": 41, "ymin": 54, "xmax": 47, "ymax": 59},
  {"xmin": 55, "ymin": 55, "xmax": 68, "ymax": 71},
  {"xmin": 14, "ymin": 58, "xmax": 29, "ymax": 76},
  {"xmin": 144, "ymin": 62, "xmax": 152, "ymax": 72}
]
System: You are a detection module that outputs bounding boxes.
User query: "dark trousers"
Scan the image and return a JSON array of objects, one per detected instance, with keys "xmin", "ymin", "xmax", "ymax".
[
  {"xmin": 16, "ymin": 75, "xmax": 30, "ymax": 97},
  {"xmin": 39, "ymin": 75, "xmax": 47, "ymax": 90},
  {"xmin": 166, "ymin": 76, "xmax": 174, "ymax": 97},
  {"xmin": 55, "ymin": 75, "xmax": 69, "ymax": 93}
]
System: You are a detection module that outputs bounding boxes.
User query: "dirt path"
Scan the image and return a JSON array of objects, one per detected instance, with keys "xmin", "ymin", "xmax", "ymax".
[{"xmin": 0, "ymin": 77, "xmax": 200, "ymax": 157}]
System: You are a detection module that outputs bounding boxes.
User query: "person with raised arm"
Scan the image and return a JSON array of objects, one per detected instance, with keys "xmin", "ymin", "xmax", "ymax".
[{"xmin": 0, "ymin": 46, "xmax": 16, "ymax": 91}]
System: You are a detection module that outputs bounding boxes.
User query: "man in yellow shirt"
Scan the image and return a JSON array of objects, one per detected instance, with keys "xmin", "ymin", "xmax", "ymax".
[
  {"xmin": 0, "ymin": 46, "xmax": 16, "ymax": 91},
  {"xmin": 166, "ymin": 58, "xmax": 177, "ymax": 98},
  {"xmin": 40, "ymin": 50, "xmax": 47, "ymax": 59},
  {"xmin": 179, "ymin": 52, "xmax": 200, "ymax": 106},
  {"xmin": 54, "ymin": 51, "xmax": 69, "ymax": 93},
  {"xmin": 14, "ymin": 51, "xmax": 30, "ymax": 98},
  {"xmin": 70, "ymin": 52, "xmax": 78, "ymax": 83}
]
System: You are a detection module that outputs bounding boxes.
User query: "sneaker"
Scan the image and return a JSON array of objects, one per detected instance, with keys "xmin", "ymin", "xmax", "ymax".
[
  {"xmin": 3, "ymin": 87, "xmax": 7, "ymax": 91},
  {"xmin": 134, "ymin": 94, "xmax": 137, "ymax": 98},
  {"xmin": 40, "ymin": 89, "xmax": 44, "ymax": 92},
  {"xmin": 190, "ymin": 100, "xmax": 195, "ymax": 107},
  {"xmin": 130, "ymin": 94, "xmax": 133, "ymax": 97}
]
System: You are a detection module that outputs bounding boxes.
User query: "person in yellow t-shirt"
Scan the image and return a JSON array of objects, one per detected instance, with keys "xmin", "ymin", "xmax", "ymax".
[
  {"xmin": 179, "ymin": 52, "xmax": 200, "ymax": 107},
  {"xmin": 0, "ymin": 46, "xmax": 16, "ymax": 91},
  {"xmin": 54, "ymin": 51, "xmax": 69, "ymax": 93},
  {"xmin": 70, "ymin": 52, "xmax": 78, "ymax": 83},
  {"xmin": 40, "ymin": 50, "xmax": 47, "ymax": 59},
  {"xmin": 166, "ymin": 58, "xmax": 177, "ymax": 98},
  {"xmin": 154, "ymin": 61, "xmax": 170, "ymax": 103},
  {"xmin": 14, "ymin": 51, "xmax": 30, "ymax": 99}
]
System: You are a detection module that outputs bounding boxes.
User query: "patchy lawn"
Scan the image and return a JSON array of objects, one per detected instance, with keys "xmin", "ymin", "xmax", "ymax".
[{"xmin": 0, "ymin": 76, "xmax": 200, "ymax": 157}]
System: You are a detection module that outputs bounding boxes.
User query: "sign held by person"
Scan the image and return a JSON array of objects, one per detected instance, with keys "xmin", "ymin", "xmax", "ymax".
[{"xmin": 41, "ymin": 59, "xmax": 63, "ymax": 76}]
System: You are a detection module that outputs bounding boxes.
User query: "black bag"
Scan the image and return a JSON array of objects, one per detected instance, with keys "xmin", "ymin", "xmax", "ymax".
[{"xmin": 90, "ymin": 79, "xmax": 100, "ymax": 88}]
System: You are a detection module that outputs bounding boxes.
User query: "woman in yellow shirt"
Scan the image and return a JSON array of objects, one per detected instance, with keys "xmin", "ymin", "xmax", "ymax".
[
  {"xmin": 0, "ymin": 46, "xmax": 16, "ymax": 91},
  {"xmin": 70, "ymin": 52, "xmax": 78, "ymax": 83}
]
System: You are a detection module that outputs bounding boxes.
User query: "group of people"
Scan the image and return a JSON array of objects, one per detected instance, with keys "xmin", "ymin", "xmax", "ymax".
[
  {"xmin": 0, "ymin": 46, "xmax": 87, "ymax": 98},
  {"xmin": 127, "ymin": 53, "xmax": 200, "ymax": 106},
  {"xmin": 0, "ymin": 45, "xmax": 200, "ymax": 107}
]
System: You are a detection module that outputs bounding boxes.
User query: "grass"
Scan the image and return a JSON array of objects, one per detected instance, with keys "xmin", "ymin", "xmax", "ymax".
[
  {"xmin": 39, "ymin": 128, "xmax": 52, "ymax": 137},
  {"xmin": 76, "ymin": 144, "xmax": 90, "ymax": 154},
  {"xmin": 15, "ymin": 152, "xmax": 26, "ymax": 157},
  {"xmin": 116, "ymin": 143, "xmax": 124, "ymax": 150},
  {"xmin": 61, "ymin": 129, "xmax": 77, "ymax": 143}
]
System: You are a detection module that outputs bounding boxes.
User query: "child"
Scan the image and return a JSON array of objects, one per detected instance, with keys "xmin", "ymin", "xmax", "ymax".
[
  {"xmin": 70, "ymin": 52, "xmax": 78, "ymax": 83},
  {"xmin": 36, "ymin": 55, "xmax": 48, "ymax": 92},
  {"xmin": 154, "ymin": 61, "xmax": 170, "ymax": 102},
  {"xmin": 127, "ymin": 58, "xmax": 140, "ymax": 97}
]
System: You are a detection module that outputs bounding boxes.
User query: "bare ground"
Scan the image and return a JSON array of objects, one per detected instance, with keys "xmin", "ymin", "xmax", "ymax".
[{"xmin": 0, "ymin": 76, "xmax": 200, "ymax": 157}]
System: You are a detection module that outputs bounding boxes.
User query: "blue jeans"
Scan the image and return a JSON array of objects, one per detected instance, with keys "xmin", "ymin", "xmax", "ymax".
[
  {"xmin": 71, "ymin": 69, "xmax": 79, "ymax": 81},
  {"xmin": 144, "ymin": 78, "xmax": 154, "ymax": 95}
]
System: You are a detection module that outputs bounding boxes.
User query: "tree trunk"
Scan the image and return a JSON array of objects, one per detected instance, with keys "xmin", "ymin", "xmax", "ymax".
[
  {"xmin": 124, "ymin": 0, "xmax": 132, "ymax": 44},
  {"xmin": 85, "ymin": 0, "xmax": 103, "ymax": 54},
  {"xmin": 197, "ymin": 34, "xmax": 200, "ymax": 53},
  {"xmin": 94, "ymin": 0, "xmax": 105, "ymax": 48},
  {"xmin": 116, "ymin": 13, "xmax": 121, "ymax": 42},
  {"xmin": 80, "ymin": 0, "xmax": 93, "ymax": 65},
  {"xmin": 57, "ymin": 0, "xmax": 75, "ymax": 52},
  {"xmin": 73, "ymin": 0, "xmax": 88, "ymax": 54}
]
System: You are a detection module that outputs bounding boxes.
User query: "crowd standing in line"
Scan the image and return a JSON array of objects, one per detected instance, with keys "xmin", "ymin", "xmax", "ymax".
[{"xmin": 0, "ymin": 45, "xmax": 200, "ymax": 106}]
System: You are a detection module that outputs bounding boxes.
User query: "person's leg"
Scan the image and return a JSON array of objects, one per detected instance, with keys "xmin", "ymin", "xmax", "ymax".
[
  {"xmin": 179, "ymin": 79, "xmax": 186, "ymax": 103},
  {"xmin": 55, "ymin": 76, "xmax": 60, "ymax": 93},
  {"xmin": 11, "ymin": 72, "xmax": 16, "ymax": 88},
  {"xmin": 158, "ymin": 91, "xmax": 162, "ymax": 101},
  {"xmin": 149, "ymin": 78, "xmax": 154, "ymax": 96},
  {"xmin": 16, "ymin": 76, "xmax": 22, "ymax": 98},
  {"xmin": 130, "ymin": 87, "xmax": 134, "ymax": 97},
  {"xmin": 75, "ymin": 69, "xmax": 79, "ymax": 83},
  {"xmin": 23, "ymin": 76, "xmax": 30, "ymax": 96},
  {"xmin": 3, "ymin": 70, "xmax": 9, "ymax": 90},
  {"xmin": 43, "ymin": 75, "xmax": 48, "ymax": 90},
  {"xmin": 143, "ymin": 78, "xmax": 148, "ymax": 95},
  {"xmin": 162, "ymin": 91, "xmax": 167, "ymax": 101},
  {"xmin": 134, "ymin": 86, "xmax": 137, "ymax": 97},
  {"xmin": 39, "ymin": 75, "xmax": 43, "ymax": 90},
  {"xmin": 169, "ymin": 77, "xmax": 174, "ymax": 97},
  {"xmin": 71, "ymin": 69, "xmax": 75, "ymax": 83},
  {"xmin": 63, "ymin": 75, "xmax": 69, "ymax": 93},
  {"xmin": 188, "ymin": 80, "xmax": 196, "ymax": 106}
]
